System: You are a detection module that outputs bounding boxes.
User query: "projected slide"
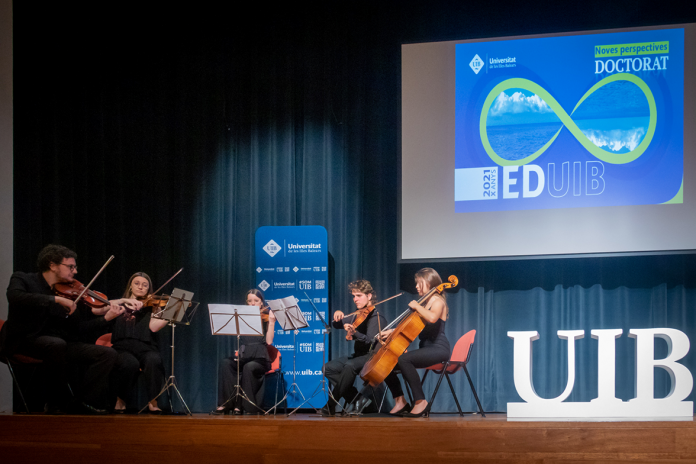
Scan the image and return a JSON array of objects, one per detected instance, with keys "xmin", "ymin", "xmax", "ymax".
[{"xmin": 454, "ymin": 29, "xmax": 684, "ymax": 213}]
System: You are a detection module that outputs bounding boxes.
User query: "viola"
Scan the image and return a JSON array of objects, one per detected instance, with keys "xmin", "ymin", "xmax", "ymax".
[
  {"xmin": 53, "ymin": 279, "xmax": 111, "ymax": 309},
  {"xmin": 359, "ymin": 275, "xmax": 458, "ymax": 387}
]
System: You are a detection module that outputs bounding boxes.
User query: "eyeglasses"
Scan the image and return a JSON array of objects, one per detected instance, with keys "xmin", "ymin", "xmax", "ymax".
[{"xmin": 60, "ymin": 263, "xmax": 78, "ymax": 272}]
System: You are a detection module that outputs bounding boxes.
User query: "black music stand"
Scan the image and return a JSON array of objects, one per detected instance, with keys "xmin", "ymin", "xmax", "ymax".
[
  {"xmin": 209, "ymin": 304, "xmax": 266, "ymax": 414},
  {"xmin": 265, "ymin": 296, "xmax": 309, "ymax": 416},
  {"xmin": 288, "ymin": 292, "xmax": 338, "ymax": 415},
  {"xmin": 139, "ymin": 288, "xmax": 199, "ymax": 415}
]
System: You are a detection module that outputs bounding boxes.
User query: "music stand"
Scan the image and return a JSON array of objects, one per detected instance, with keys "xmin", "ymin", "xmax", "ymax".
[
  {"xmin": 209, "ymin": 304, "xmax": 266, "ymax": 414},
  {"xmin": 139, "ymin": 288, "xmax": 199, "ymax": 415},
  {"xmin": 288, "ymin": 292, "xmax": 338, "ymax": 415},
  {"xmin": 265, "ymin": 296, "xmax": 309, "ymax": 415}
]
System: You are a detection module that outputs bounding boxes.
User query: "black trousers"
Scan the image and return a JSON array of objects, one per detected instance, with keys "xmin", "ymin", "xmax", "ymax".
[
  {"xmin": 323, "ymin": 353, "xmax": 371, "ymax": 404},
  {"xmin": 384, "ymin": 342, "xmax": 450, "ymax": 402},
  {"xmin": 16, "ymin": 335, "xmax": 117, "ymax": 408},
  {"xmin": 218, "ymin": 356, "xmax": 270, "ymax": 412},
  {"xmin": 112, "ymin": 339, "xmax": 165, "ymax": 406}
]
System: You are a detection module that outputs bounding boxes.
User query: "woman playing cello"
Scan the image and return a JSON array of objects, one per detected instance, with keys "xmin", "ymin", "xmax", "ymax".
[{"xmin": 382, "ymin": 268, "xmax": 450, "ymax": 417}]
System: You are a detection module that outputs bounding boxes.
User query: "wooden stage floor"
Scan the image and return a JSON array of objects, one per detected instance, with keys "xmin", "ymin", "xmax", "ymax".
[{"xmin": 1, "ymin": 412, "xmax": 695, "ymax": 464}]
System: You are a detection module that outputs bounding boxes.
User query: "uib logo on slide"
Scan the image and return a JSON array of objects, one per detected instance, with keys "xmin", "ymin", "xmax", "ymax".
[{"xmin": 455, "ymin": 29, "xmax": 683, "ymax": 213}]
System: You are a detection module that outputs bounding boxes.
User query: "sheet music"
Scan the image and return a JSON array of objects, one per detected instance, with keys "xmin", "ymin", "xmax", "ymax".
[
  {"xmin": 208, "ymin": 304, "xmax": 264, "ymax": 336},
  {"xmin": 267, "ymin": 296, "xmax": 308, "ymax": 331}
]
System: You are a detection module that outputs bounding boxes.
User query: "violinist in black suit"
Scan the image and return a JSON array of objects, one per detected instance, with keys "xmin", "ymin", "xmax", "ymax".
[
  {"xmin": 321, "ymin": 280, "xmax": 387, "ymax": 416},
  {"xmin": 0, "ymin": 244, "xmax": 141, "ymax": 414}
]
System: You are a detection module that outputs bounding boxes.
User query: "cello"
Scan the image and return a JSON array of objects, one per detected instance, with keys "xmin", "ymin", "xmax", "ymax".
[{"xmin": 359, "ymin": 275, "xmax": 458, "ymax": 387}]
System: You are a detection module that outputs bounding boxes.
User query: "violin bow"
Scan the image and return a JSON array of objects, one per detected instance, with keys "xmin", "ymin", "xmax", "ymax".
[
  {"xmin": 343, "ymin": 292, "xmax": 405, "ymax": 319},
  {"xmin": 74, "ymin": 255, "xmax": 115, "ymax": 305},
  {"xmin": 150, "ymin": 268, "xmax": 185, "ymax": 318},
  {"xmin": 151, "ymin": 267, "xmax": 183, "ymax": 296}
]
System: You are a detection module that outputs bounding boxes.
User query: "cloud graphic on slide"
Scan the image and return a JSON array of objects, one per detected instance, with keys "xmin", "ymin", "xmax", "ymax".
[
  {"xmin": 490, "ymin": 91, "xmax": 553, "ymax": 115},
  {"xmin": 581, "ymin": 127, "xmax": 646, "ymax": 152}
]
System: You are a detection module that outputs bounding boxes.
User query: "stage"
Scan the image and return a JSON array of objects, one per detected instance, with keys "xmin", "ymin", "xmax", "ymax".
[{"xmin": 1, "ymin": 412, "xmax": 695, "ymax": 463}]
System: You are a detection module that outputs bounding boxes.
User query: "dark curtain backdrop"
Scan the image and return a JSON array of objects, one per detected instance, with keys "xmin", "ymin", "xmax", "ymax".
[{"xmin": 12, "ymin": 1, "xmax": 696, "ymax": 412}]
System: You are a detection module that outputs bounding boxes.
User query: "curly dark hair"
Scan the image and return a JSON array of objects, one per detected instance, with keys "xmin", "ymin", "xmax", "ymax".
[
  {"xmin": 348, "ymin": 280, "xmax": 376, "ymax": 304},
  {"xmin": 37, "ymin": 244, "xmax": 77, "ymax": 272}
]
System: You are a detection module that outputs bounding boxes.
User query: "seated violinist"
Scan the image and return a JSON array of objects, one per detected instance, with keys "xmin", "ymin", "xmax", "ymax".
[
  {"xmin": 110, "ymin": 272, "xmax": 168, "ymax": 414},
  {"xmin": 212, "ymin": 289, "xmax": 276, "ymax": 415},
  {"xmin": 0, "ymin": 244, "xmax": 142, "ymax": 414},
  {"xmin": 321, "ymin": 280, "xmax": 387, "ymax": 416}
]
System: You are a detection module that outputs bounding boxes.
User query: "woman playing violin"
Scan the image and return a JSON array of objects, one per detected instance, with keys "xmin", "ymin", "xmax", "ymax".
[
  {"xmin": 212, "ymin": 289, "xmax": 276, "ymax": 415},
  {"xmin": 111, "ymin": 272, "xmax": 168, "ymax": 414},
  {"xmin": 382, "ymin": 268, "xmax": 450, "ymax": 417}
]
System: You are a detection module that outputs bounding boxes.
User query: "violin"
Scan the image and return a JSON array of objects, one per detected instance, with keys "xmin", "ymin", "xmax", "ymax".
[
  {"xmin": 343, "ymin": 292, "xmax": 403, "ymax": 341},
  {"xmin": 53, "ymin": 280, "xmax": 111, "ymax": 310},
  {"xmin": 346, "ymin": 306, "xmax": 374, "ymax": 340},
  {"xmin": 140, "ymin": 294, "xmax": 169, "ymax": 310},
  {"xmin": 260, "ymin": 305, "xmax": 271, "ymax": 323},
  {"xmin": 359, "ymin": 276, "xmax": 458, "ymax": 387}
]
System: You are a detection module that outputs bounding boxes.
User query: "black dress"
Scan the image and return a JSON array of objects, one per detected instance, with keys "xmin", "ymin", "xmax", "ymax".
[
  {"xmin": 110, "ymin": 309, "xmax": 165, "ymax": 407},
  {"xmin": 217, "ymin": 321, "xmax": 271, "ymax": 412}
]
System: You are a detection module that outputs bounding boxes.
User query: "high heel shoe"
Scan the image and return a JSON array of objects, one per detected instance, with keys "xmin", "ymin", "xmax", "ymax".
[
  {"xmin": 389, "ymin": 403, "xmax": 411, "ymax": 416},
  {"xmin": 401, "ymin": 406, "xmax": 430, "ymax": 418},
  {"xmin": 210, "ymin": 405, "xmax": 231, "ymax": 415}
]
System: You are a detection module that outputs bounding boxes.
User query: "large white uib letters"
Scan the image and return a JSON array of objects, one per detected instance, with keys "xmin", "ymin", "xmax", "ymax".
[{"xmin": 507, "ymin": 328, "xmax": 693, "ymax": 419}]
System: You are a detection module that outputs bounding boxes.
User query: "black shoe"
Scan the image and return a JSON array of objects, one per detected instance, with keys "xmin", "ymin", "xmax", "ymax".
[
  {"xmin": 73, "ymin": 402, "xmax": 109, "ymax": 415},
  {"xmin": 401, "ymin": 405, "xmax": 429, "ymax": 418},
  {"xmin": 113, "ymin": 408, "xmax": 127, "ymax": 414},
  {"xmin": 348, "ymin": 396, "xmax": 373, "ymax": 415},
  {"xmin": 210, "ymin": 405, "xmax": 231, "ymax": 415},
  {"xmin": 45, "ymin": 404, "xmax": 67, "ymax": 415},
  {"xmin": 389, "ymin": 403, "xmax": 412, "ymax": 416},
  {"xmin": 320, "ymin": 404, "xmax": 336, "ymax": 417}
]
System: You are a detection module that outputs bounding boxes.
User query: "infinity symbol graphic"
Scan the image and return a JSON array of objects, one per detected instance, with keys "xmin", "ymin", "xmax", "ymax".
[{"xmin": 479, "ymin": 73, "xmax": 656, "ymax": 166}]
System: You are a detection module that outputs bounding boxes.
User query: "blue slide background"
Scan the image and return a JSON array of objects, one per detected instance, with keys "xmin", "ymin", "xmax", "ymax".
[{"xmin": 455, "ymin": 28, "xmax": 684, "ymax": 213}]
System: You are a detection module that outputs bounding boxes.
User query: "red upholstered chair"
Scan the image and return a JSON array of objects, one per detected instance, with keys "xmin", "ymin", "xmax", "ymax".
[
  {"xmin": 95, "ymin": 333, "xmax": 113, "ymax": 347},
  {"xmin": 266, "ymin": 345, "xmax": 281, "ymax": 374},
  {"xmin": 420, "ymin": 329, "xmax": 485, "ymax": 417},
  {"xmin": 0, "ymin": 319, "xmax": 45, "ymax": 413},
  {"xmin": 262, "ymin": 345, "xmax": 285, "ymax": 414}
]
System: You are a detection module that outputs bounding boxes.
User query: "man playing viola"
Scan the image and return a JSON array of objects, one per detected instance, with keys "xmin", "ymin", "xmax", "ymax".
[
  {"xmin": 321, "ymin": 280, "xmax": 386, "ymax": 416},
  {"xmin": 0, "ymin": 244, "xmax": 142, "ymax": 414}
]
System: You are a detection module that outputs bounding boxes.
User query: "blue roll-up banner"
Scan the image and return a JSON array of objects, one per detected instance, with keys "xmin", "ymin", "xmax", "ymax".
[{"xmin": 255, "ymin": 225, "xmax": 328, "ymax": 409}]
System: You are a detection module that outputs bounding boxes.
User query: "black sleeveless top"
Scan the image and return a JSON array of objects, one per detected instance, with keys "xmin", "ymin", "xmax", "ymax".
[
  {"xmin": 112, "ymin": 309, "xmax": 158, "ymax": 348},
  {"xmin": 418, "ymin": 295, "xmax": 449, "ymax": 349}
]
